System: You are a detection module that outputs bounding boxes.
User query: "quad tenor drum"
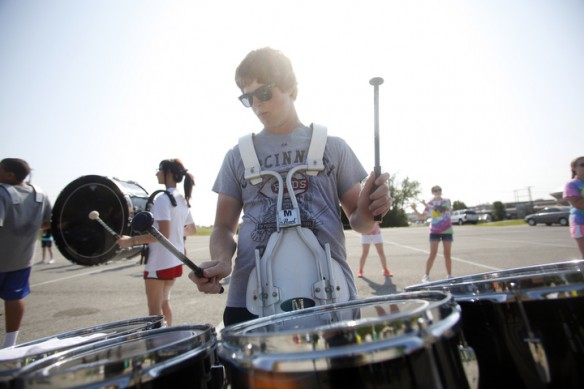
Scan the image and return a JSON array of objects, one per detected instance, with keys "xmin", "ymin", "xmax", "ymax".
[
  {"xmin": 0, "ymin": 316, "xmax": 164, "ymax": 385},
  {"xmin": 12, "ymin": 324, "xmax": 223, "ymax": 389},
  {"xmin": 406, "ymin": 260, "xmax": 584, "ymax": 389},
  {"xmin": 220, "ymin": 291, "xmax": 477, "ymax": 388}
]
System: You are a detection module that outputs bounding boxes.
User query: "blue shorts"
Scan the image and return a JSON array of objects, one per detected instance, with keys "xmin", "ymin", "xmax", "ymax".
[
  {"xmin": 429, "ymin": 233, "xmax": 453, "ymax": 242},
  {"xmin": 0, "ymin": 267, "xmax": 32, "ymax": 300}
]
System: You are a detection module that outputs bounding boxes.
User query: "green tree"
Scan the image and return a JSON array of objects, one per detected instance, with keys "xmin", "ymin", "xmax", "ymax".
[
  {"xmin": 452, "ymin": 200, "xmax": 467, "ymax": 211},
  {"xmin": 340, "ymin": 174, "xmax": 422, "ymax": 228},
  {"xmin": 493, "ymin": 201, "xmax": 505, "ymax": 221},
  {"xmin": 381, "ymin": 175, "xmax": 422, "ymax": 227}
]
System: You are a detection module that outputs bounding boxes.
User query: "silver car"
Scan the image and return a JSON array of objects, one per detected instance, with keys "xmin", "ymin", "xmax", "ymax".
[{"xmin": 524, "ymin": 206, "xmax": 570, "ymax": 226}]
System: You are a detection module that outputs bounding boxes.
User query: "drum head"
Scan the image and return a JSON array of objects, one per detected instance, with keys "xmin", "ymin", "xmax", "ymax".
[{"xmin": 51, "ymin": 175, "xmax": 149, "ymax": 266}]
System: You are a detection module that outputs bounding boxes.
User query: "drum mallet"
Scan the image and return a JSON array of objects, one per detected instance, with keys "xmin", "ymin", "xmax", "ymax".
[
  {"xmin": 369, "ymin": 76, "xmax": 384, "ymax": 222},
  {"xmin": 131, "ymin": 211, "xmax": 224, "ymax": 294},
  {"xmin": 88, "ymin": 210, "xmax": 120, "ymax": 239}
]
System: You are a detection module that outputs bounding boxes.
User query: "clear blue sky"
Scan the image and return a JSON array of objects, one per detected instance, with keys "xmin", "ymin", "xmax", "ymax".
[{"xmin": 1, "ymin": 0, "xmax": 583, "ymax": 226}]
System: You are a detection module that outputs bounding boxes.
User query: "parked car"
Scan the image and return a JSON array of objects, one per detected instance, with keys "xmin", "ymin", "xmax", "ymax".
[
  {"xmin": 524, "ymin": 206, "xmax": 570, "ymax": 226},
  {"xmin": 451, "ymin": 209, "xmax": 479, "ymax": 225}
]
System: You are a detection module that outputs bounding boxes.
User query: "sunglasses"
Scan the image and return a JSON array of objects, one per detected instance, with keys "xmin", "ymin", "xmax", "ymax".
[
  {"xmin": 238, "ymin": 84, "xmax": 273, "ymax": 108},
  {"xmin": 433, "ymin": 189, "xmax": 442, "ymax": 193}
]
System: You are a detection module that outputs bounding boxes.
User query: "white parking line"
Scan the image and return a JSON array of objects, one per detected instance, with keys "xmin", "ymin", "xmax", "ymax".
[
  {"xmin": 30, "ymin": 261, "xmax": 131, "ymax": 288},
  {"xmin": 385, "ymin": 241, "xmax": 503, "ymax": 271}
]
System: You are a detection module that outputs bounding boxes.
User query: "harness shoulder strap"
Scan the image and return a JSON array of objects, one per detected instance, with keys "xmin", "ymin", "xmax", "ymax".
[
  {"xmin": 238, "ymin": 123, "xmax": 328, "ymax": 183},
  {"xmin": 0, "ymin": 183, "xmax": 43, "ymax": 204},
  {"xmin": 238, "ymin": 133, "xmax": 262, "ymax": 185},
  {"xmin": 306, "ymin": 123, "xmax": 327, "ymax": 176},
  {"xmin": 146, "ymin": 190, "xmax": 177, "ymax": 211},
  {"xmin": 0, "ymin": 183, "xmax": 20, "ymax": 204},
  {"xmin": 30, "ymin": 184, "xmax": 44, "ymax": 203}
]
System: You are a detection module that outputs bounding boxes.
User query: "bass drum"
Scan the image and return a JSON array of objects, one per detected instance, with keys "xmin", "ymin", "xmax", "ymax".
[
  {"xmin": 405, "ymin": 260, "xmax": 584, "ymax": 389},
  {"xmin": 52, "ymin": 175, "xmax": 149, "ymax": 266}
]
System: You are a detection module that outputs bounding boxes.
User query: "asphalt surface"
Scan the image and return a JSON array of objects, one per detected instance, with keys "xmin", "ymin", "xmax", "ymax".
[{"xmin": 3, "ymin": 223, "xmax": 580, "ymax": 345}]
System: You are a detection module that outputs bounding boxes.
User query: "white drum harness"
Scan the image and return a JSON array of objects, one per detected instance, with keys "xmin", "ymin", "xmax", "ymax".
[{"xmin": 239, "ymin": 124, "xmax": 350, "ymax": 317}]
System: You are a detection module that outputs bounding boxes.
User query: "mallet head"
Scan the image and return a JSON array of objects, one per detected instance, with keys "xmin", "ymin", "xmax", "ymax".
[
  {"xmin": 88, "ymin": 210, "xmax": 99, "ymax": 220},
  {"xmin": 131, "ymin": 211, "xmax": 155, "ymax": 232},
  {"xmin": 369, "ymin": 77, "xmax": 384, "ymax": 86}
]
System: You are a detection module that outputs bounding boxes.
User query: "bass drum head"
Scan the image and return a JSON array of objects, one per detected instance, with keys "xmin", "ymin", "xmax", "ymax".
[{"xmin": 51, "ymin": 175, "xmax": 149, "ymax": 266}]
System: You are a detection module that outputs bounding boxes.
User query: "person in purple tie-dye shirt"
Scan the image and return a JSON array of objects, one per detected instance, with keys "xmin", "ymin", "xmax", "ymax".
[
  {"xmin": 411, "ymin": 185, "xmax": 453, "ymax": 283},
  {"xmin": 563, "ymin": 156, "xmax": 584, "ymax": 259}
]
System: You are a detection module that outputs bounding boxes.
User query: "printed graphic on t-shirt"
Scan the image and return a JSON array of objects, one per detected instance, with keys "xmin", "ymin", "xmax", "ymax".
[{"xmin": 244, "ymin": 151, "xmax": 335, "ymax": 245}]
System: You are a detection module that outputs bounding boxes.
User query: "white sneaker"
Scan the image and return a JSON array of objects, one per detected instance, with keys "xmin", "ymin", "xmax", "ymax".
[
  {"xmin": 421, "ymin": 274, "xmax": 431, "ymax": 283},
  {"xmin": 48, "ymin": 259, "xmax": 55, "ymax": 264}
]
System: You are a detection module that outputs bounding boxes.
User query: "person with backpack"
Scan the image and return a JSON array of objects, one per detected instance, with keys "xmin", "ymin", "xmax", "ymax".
[
  {"xmin": 117, "ymin": 159, "xmax": 196, "ymax": 326},
  {"xmin": 0, "ymin": 158, "xmax": 52, "ymax": 347},
  {"xmin": 188, "ymin": 47, "xmax": 392, "ymax": 326}
]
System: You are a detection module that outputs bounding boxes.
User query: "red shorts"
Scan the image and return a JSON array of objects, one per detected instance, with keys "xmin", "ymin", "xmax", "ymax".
[{"xmin": 144, "ymin": 265, "xmax": 183, "ymax": 280}]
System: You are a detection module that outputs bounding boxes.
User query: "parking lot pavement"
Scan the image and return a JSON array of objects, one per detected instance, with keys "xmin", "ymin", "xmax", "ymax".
[{"xmin": 2, "ymin": 224, "xmax": 580, "ymax": 344}]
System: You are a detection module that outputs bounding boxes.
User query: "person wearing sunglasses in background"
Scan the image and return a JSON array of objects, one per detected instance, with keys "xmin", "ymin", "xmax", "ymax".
[
  {"xmin": 411, "ymin": 185, "xmax": 453, "ymax": 283},
  {"xmin": 188, "ymin": 47, "xmax": 392, "ymax": 326},
  {"xmin": 563, "ymin": 156, "xmax": 584, "ymax": 259}
]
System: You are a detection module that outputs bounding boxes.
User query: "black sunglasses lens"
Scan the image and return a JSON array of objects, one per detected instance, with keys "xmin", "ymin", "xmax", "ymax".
[
  {"xmin": 238, "ymin": 84, "xmax": 272, "ymax": 107},
  {"xmin": 256, "ymin": 85, "xmax": 272, "ymax": 102}
]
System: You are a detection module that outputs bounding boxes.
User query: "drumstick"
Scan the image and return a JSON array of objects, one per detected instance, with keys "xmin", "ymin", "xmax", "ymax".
[
  {"xmin": 88, "ymin": 210, "xmax": 120, "ymax": 239},
  {"xmin": 131, "ymin": 211, "xmax": 224, "ymax": 294},
  {"xmin": 369, "ymin": 77, "xmax": 384, "ymax": 222}
]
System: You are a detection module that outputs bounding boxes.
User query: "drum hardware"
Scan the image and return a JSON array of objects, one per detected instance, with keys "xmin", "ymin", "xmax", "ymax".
[
  {"xmin": 239, "ymin": 124, "xmax": 351, "ymax": 317},
  {"xmin": 244, "ymin": 164, "xmax": 350, "ymax": 317},
  {"xmin": 131, "ymin": 211, "xmax": 224, "ymax": 294},
  {"xmin": 88, "ymin": 210, "xmax": 120, "ymax": 239},
  {"xmin": 509, "ymin": 281, "xmax": 551, "ymax": 384}
]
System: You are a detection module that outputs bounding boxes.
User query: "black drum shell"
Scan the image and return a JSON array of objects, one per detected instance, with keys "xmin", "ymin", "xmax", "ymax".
[
  {"xmin": 51, "ymin": 175, "xmax": 149, "ymax": 266},
  {"xmin": 219, "ymin": 292, "xmax": 474, "ymax": 389},
  {"xmin": 405, "ymin": 260, "xmax": 584, "ymax": 389}
]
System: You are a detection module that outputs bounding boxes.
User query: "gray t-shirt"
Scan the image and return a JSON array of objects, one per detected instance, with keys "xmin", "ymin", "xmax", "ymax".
[
  {"xmin": 213, "ymin": 126, "xmax": 367, "ymax": 307},
  {"xmin": 0, "ymin": 184, "xmax": 52, "ymax": 271}
]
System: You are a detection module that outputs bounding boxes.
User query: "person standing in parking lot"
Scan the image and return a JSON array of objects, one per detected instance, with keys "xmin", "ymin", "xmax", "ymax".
[
  {"xmin": 411, "ymin": 185, "xmax": 453, "ymax": 283},
  {"xmin": 357, "ymin": 222, "xmax": 392, "ymax": 278},
  {"xmin": 0, "ymin": 158, "xmax": 52, "ymax": 348},
  {"xmin": 563, "ymin": 156, "xmax": 584, "ymax": 259}
]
